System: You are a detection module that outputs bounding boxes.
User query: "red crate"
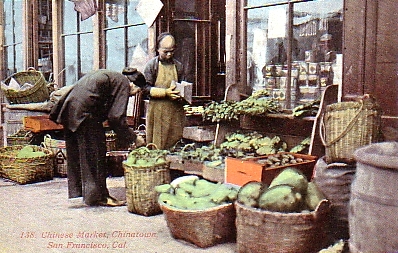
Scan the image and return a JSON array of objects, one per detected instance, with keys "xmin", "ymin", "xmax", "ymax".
[{"xmin": 225, "ymin": 152, "xmax": 317, "ymax": 187}]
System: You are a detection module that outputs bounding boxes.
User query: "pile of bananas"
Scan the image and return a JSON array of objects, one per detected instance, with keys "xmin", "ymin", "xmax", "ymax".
[{"xmin": 201, "ymin": 90, "xmax": 281, "ymax": 122}]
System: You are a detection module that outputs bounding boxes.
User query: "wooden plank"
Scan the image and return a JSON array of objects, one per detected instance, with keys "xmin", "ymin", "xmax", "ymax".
[
  {"xmin": 309, "ymin": 84, "xmax": 338, "ymax": 158},
  {"xmin": 24, "ymin": 115, "xmax": 137, "ymax": 133},
  {"xmin": 24, "ymin": 115, "xmax": 63, "ymax": 133}
]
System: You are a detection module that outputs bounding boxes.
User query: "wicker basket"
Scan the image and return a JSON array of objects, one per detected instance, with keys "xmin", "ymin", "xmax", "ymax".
[
  {"xmin": 123, "ymin": 161, "xmax": 171, "ymax": 216},
  {"xmin": 1, "ymin": 68, "xmax": 50, "ymax": 104},
  {"xmin": 0, "ymin": 145, "xmax": 54, "ymax": 184},
  {"xmin": 159, "ymin": 202, "xmax": 236, "ymax": 248},
  {"xmin": 235, "ymin": 200, "xmax": 331, "ymax": 253},
  {"xmin": 7, "ymin": 129, "xmax": 34, "ymax": 146},
  {"xmin": 320, "ymin": 96, "xmax": 382, "ymax": 164}
]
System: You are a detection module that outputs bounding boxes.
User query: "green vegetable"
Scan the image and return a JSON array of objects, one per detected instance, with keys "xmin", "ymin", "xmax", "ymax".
[
  {"xmin": 269, "ymin": 167, "xmax": 309, "ymax": 195},
  {"xmin": 237, "ymin": 181, "xmax": 265, "ymax": 207},
  {"xmin": 154, "ymin": 184, "xmax": 172, "ymax": 193},
  {"xmin": 16, "ymin": 146, "xmax": 46, "ymax": 158},
  {"xmin": 258, "ymin": 184, "xmax": 302, "ymax": 212},
  {"xmin": 304, "ymin": 182, "xmax": 325, "ymax": 211}
]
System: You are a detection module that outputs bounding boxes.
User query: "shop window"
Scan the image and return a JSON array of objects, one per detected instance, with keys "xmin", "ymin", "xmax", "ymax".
[
  {"xmin": 37, "ymin": 0, "xmax": 53, "ymax": 78},
  {"xmin": 104, "ymin": 0, "xmax": 148, "ymax": 72},
  {"xmin": 62, "ymin": 1, "xmax": 94, "ymax": 85},
  {"xmin": 245, "ymin": 0, "xmax": 343, "ymax": 108},
  {"xmin": 3, "ymin": 0, "xmax": 23, "ymax": 77}
]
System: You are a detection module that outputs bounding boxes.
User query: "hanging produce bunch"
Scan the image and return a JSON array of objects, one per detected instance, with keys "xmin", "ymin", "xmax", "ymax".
[{"xmin": 202, "ymin": 90, "xmax": 281, "ymax": 122}]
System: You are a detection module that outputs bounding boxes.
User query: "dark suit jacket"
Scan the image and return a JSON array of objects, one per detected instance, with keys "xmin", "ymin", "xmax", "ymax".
[{"xmin": 50, "ymin": 69, "xmax": 136, "ymax": 144}]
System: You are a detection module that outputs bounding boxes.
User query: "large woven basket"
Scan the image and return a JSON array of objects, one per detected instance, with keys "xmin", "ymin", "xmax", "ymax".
[
  {"xmin": 235, "ymin": 200, "xmax": 331, "ymax": 253},
  {"xmin": 0, "ymin": 145, "xmax": 54, "ymax": 184},
  {"xmin": 123, "ymin": 162, "xmax": 171, "ymax": 216},
  {"xmin": 159, "ymin": 202, "xmax": 236, "ymax": 248},
  {"xmin": 1, "ymin": 68, "xmax": 49, "ymax": 104},
  {"xmin": 320, "ymin": 96, "xmax": 382, "ymax": 164}
]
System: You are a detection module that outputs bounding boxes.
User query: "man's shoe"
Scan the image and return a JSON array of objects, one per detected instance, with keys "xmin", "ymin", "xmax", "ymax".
[{"xmin": 98, "ymin": 196, "xmax": 126, "ymax": 207}]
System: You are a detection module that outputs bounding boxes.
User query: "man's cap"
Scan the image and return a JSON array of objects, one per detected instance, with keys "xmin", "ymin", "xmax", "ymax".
[{"xmin": 122, "ymin": 67, "xmax": 138, "ymax": 75}]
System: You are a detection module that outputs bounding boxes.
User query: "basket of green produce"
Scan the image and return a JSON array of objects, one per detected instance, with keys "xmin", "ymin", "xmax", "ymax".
[
  {"xmin": 0, "ymin": 145, "xmax": 53, "ymax": 184},
  {"xmin": 157, "ymin": 176, "xmax": 238, "ymax": 248},
  {"xmin": 122, "ymin": 144, "xmax": 171, "ymax": 216},
  {"xmin": 235, "ymin": 168, "xmax": 332, "ymax": 253}
]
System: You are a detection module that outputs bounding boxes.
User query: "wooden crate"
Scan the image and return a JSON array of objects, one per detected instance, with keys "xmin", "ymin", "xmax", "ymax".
[
  {"xmin": 203, "ymin": 165, "xmax": 224, "ymax": 183},
  {"xmin": 181, "ymin": 160, "xmax": 204, "ymax": 176},
  {"xmin": 183, "ymin": 125, "xmax": 216, "ymax": 142},
  {"xmin": 24, "ymin": 115, "xmax": 63, "ymax": 133},
  {"xmin": 225, "ymin": 152, "xmax": 317, "ymax": 187}
]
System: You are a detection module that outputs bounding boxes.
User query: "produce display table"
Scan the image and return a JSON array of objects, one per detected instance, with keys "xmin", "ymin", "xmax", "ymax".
[{"xmin": 167, "ymin": 85, "xmax": 339, "ymax": 183}]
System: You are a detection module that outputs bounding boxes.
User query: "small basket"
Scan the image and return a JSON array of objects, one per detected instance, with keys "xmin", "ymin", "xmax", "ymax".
[
  {"xmin": 235, "ymin": 200, "xmax": 331, "ymax": 253},
  {"xmin": 0, "ymin": 145, "xmax": 54, "ymax": 184},
  {"xmin": 1, "ymin": 68, "xmax": 50, "ymax": 104},
  {"xmin": 159, "ymin": 202, "xmax": 236, "ymax": 248},
  {"xmin": 105, "ymin": 130, "xmax": 117, "ymax": 152},
  {"xmin": 7, "ymin": 129, "xmax": 34, "ymax": 146},
  {"xmin": 320, "ymin": 95, "xmax": 382, "ymax": 164},
  {"xmin": 134, "ymin": 124, "xmax": 146, "ymax": 141},
  {"xmin": 123, "ymin": 161, "xmax": 171, "ymax": 216},
  {"xmin": 42, "ymin": 134, "xmax": 67, "ymax": 177}
]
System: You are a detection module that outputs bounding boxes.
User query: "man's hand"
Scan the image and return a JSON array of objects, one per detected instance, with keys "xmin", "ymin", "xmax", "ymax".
[
  {"xmin": 135, "ymin": 135, "xmax": 146, "ymax": 147},
  {"xmin": 165, "ymin": 82, "xmax": 180, "ymax": 100}
]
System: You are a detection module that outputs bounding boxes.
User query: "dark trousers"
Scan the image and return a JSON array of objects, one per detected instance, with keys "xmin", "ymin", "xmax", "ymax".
[{"xmin": 64, "ymin": 118, "xmax": 108, "ymax": 205}]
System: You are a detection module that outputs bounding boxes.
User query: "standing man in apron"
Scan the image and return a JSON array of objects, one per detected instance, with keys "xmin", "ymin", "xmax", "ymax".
[{"xmin": 141, "ymin": 32, "xmax": 188, "ymax": 150}]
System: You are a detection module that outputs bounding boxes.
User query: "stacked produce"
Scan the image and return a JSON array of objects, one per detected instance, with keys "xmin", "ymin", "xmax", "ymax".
[
  {"xmin": 156, "ymin": 176, "xmax": 238, "ymax": 210},
  {"xmin": 123, "ymin": 146, "xmax": 169, "ymax": 167},
  {"xmin": 202, "ymin": 90, "xmax": 281, "ymax": 122},
  {"xmin": 255, "ymin": 152, "xmax": 311, "ymax": 168},
  {"xmin": 237, "ymin": 168, "xmax": 326, "ymax": 212},
  {"xmin": 202, "ymin": 100, "xmax": 240, "ymax": 122},
  {"xmin": 168, "ymin": 132, "xmax": 309, "ymax": 166},
  {"xmin": 169, "ymin": 142, "xmax": 224, "ymax": 170},
  {"xmin": 289, "ymin": 137, "xmax": 311, "ymax": 153},
  {"xmin": 178, "ymin": 143, "xmax": 222, "ymax": 162},
  {"xmin": 219, "ymin": 131, "xmax": 287, "ymax": 157}
]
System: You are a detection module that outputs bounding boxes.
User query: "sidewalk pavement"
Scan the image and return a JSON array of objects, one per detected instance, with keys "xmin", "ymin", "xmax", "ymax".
[{"xmin": 0, "ymin": 177, "xmax": 236, "ymax": 253}]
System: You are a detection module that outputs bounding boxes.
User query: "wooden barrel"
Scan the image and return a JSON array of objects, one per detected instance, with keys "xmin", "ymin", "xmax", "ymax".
[
  {"xmin": 313, "ymin": 156, "xmax": 356, "ymax": 241},
  {"xmin": 349, "ymin": 142, "xmax": 398, "ymax": 253}
]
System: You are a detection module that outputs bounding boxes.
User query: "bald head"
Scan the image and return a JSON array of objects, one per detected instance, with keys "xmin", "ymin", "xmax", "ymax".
[
  {"xmin": 157, "ymin": 32, "xmax": 176, "ymax": 62},
  {"xmin": 159, "ymin": 35, "xmax": 175, "ymax": 49}
]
